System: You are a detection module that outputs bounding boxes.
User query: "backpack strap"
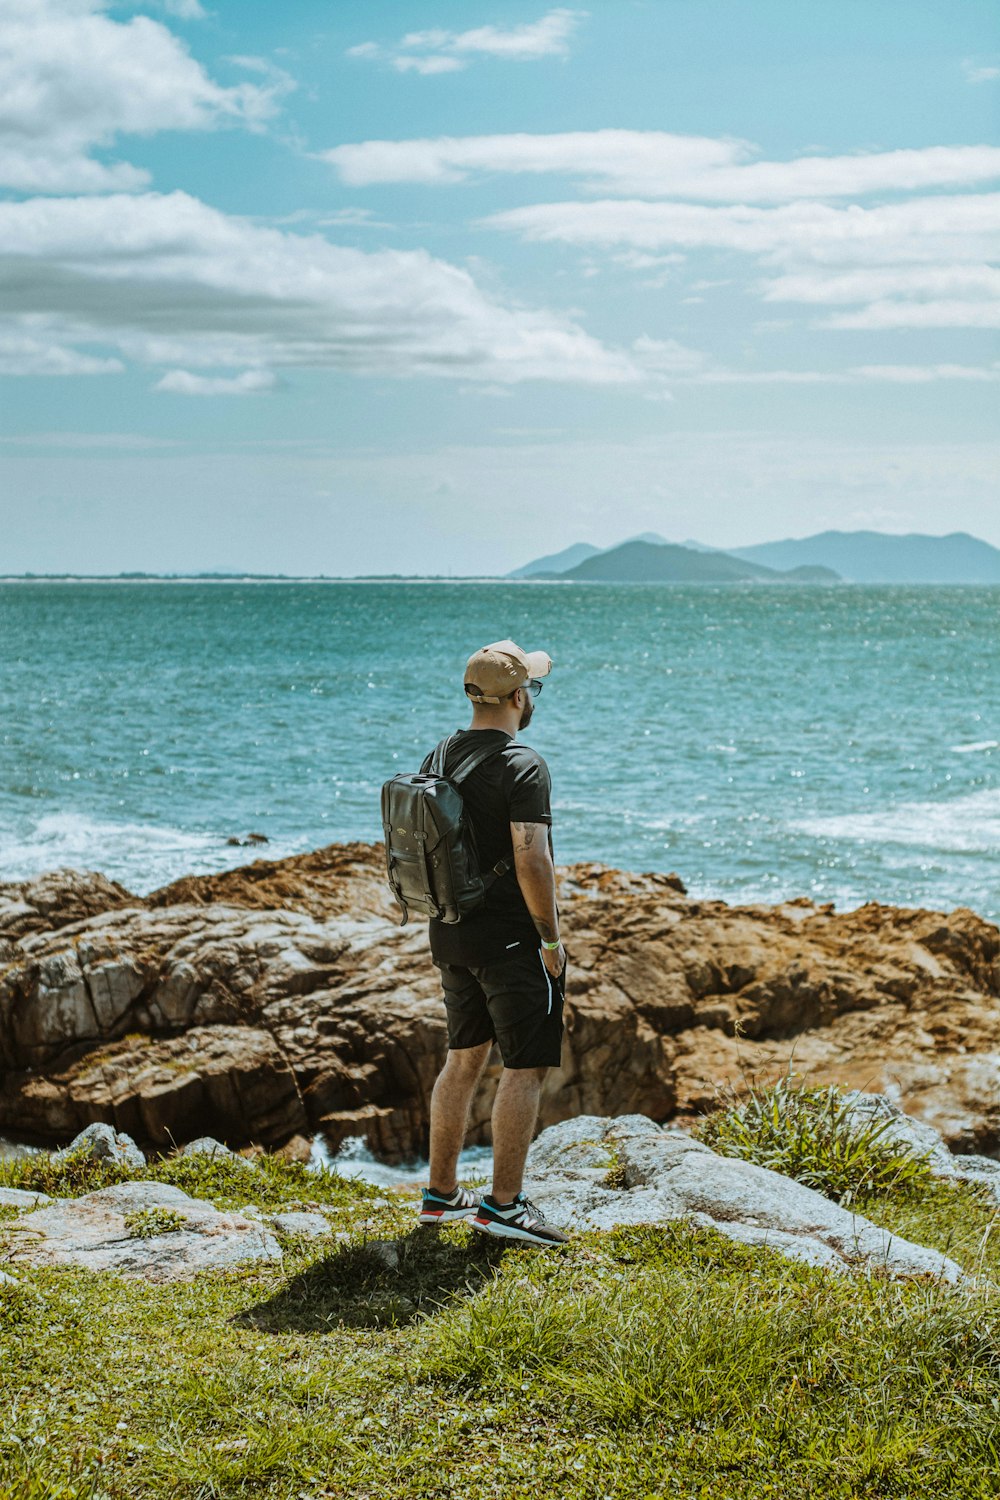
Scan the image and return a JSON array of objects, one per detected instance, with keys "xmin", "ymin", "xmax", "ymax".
[
  {"xmin": 428, "ymin": 735, "xmax": 509, "ymax": 785},
  {"xmin": 429, "ymin": 735, "xmax": 514, "ymax": 888},
  {"xmin": 428, "ymin": 734, "xmax": 453, "ymax": 778},
  {"xmin": 450, "ymin": 741, "xmax": 510, "ymax": 785},
  {"xmin": 412, "ymin": 783, "xmax": 441, "ymax": 919}
]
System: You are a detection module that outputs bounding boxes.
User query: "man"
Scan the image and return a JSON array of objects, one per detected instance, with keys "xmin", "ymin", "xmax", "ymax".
[{"xmin": 418, "ymin": 639, "xmax": 568, "ymax": 1247}]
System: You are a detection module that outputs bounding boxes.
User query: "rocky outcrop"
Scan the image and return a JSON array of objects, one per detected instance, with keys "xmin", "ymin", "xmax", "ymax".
[
  {"xmin": 1, "ymin": 843, "xmax": 999, "ymax": 1160},
  {"xmin": 0, "ymin": 868, "xmax": 133, "ymax": 942},
  {"xmin": 4, "ymin": 1108, "xmax": 972, "ymax": 1285},
  {"xmin": 3, "ymin": 1180, "xmax": 282, "ymax": 1280},
  {"xmin": 525, "ymin": 1114, "xmax": 968, "ymax": 1282}
]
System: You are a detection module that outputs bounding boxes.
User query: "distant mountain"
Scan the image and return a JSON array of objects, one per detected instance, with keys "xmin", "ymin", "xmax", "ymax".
[
  {"xmin": 727, "ymin": 530, "xmax": 1000, "ymax": 584},
  {"xmin": 558, "ymin": 540, "xmax": 839, "ymax": 584},
  {"xmin": 508, "ymin": 542, "xmax": 602, "ymax": 578},
  {"xmin": 509, "ymin": 532, "xmax": 670, "ymax": 577}
]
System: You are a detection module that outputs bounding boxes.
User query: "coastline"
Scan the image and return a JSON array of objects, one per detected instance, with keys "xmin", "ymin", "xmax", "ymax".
[{"xmin": 2, "ymin": 841, "xmax": 998, "ymax": 1163}]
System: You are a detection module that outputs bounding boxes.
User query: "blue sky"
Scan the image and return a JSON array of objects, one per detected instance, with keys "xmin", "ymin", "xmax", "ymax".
[{"xmin": 0, "ymin": 0, "xmax": 997, "ymax": 574}]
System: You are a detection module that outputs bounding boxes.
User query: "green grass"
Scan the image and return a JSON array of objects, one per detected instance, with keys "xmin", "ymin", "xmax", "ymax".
[
  {"xmin": 694, "ymin": 1068, "xmax": 938, "ymax": 1206},
  {"xmin": 123, "ymin": 1206, "xmax": 189, "ymax": 1239},
  {"xmin": 1, "ymin": 1145, "xmax": 999, "ymax": 1498}
]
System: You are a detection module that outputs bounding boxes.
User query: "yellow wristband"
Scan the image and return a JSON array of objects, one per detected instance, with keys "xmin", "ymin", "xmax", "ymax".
[{"xmin": 540, "ymin": 938, "xmax": 561, "ymax": 950}]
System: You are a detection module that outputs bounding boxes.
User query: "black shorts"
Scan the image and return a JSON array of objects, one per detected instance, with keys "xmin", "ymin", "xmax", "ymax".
[{"xmin": 437, "ymin": 945, "xmax": 566, "ymax": 1069}]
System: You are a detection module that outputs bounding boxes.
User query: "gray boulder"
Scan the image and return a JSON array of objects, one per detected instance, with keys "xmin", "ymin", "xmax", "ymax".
[
  {"xmin": 177, "ymin": 1137, "xmax": 242, "ymax": 1163},
  {"xmin": 841, "ymin": 1089, "xmax": 1000, "ymax": 1205},
  {"xmin": 5, "ymin": 1180, "xmax": 281, "ymax": 1281},
  {"xmin": 526, "ymin": 1115, "xmax": 967, "ymax": 1282},
  {"xmin": 54, "ymin": 1122, "xmax": 145, "ymax": 1170},
  {"xmin": 0, "ymin": 1186, "xmax": 52, "ymax": 1210},
  {"xmin": 269, "ymin": 1211, "xmax": 333, "ymax": 1237}
]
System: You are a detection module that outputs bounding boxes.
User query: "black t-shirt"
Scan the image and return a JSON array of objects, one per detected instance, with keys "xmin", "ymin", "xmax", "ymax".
[{"xmin": 420, "ymin": 729, "xmax": 553, "ymax": 967}]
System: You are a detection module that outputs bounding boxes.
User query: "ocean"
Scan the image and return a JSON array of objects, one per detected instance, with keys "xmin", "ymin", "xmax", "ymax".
[{"xmin": 2, "ymin": 579, "xmax": 999, "ymax": 920}]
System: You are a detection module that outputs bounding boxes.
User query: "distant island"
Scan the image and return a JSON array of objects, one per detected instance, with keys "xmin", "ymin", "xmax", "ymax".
[
  {"xmin": 5, "ymin": 530, "xmax": 1000, "ymax": 586},
  {"xmin": 541, "ymin": 540, "xmax": 837, "ymax": 584},
  {"xmin": 510, "ymin": 530, "xmax": 1000, "ymax": 585}
]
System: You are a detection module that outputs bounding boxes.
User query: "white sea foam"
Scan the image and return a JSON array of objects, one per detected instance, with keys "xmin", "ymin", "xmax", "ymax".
[
  {"xmin": 796, "ymin": 787, "xmax": 1000, "ymax": 854},
  {"xmin": 0, "ymin": 811, "xmax": 302, "ymax": 894},
  {"xmin": 310, "ymin": 1133, "xmax": 492, "ymax": 1188},
  {"xmin": 950, "ymin": 740, "xmax": 999, "ymax": 754}
]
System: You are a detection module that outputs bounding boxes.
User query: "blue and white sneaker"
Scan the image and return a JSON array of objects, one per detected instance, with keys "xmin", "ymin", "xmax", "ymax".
[
  {"xmin": 471, "ymin": 1192, "xmax": 569, "ymax": 1247},
  {"xmin": 418, "ymin": 1184, "xmax": 481, "ymax": 1225}
]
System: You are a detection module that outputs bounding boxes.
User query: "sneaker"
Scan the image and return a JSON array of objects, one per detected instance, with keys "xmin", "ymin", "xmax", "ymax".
[
  {"xmin": 471, "ymin": 1192, "xmax": 569, "ymax": 1247},
  {"xmin": 418, "ymin": 1184, "xmax": 481, "ymax": 1225}
]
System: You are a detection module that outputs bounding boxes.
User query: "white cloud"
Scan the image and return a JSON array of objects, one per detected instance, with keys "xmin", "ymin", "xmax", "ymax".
[
  {"xmin": 0, "ymin": 0, "xmax": 286, "ymax": 193},
  {"xmin": 322, "ymin": 129, "xmax": 1000, "ymax": 200},
  {"xmin": 0, "ymin": 430, "xmax": 178, "ymax": 447},
  {"xmin": 426, "ymin": 9, "xmax": 581, "ymax": 59},
  {"xmin": 0, "ymin": 191, "xmax": 641, "ymax": 386},
  {"xmin": 155, "ymin": 367, "xmax": 277, "ymax": 395},
  {"xmin": 153, "ymin": 0, "xmax": 207, "ymax": 18},
  {"xmin": 323, "ymin": 129, "xmax": 1000, "ymax": 331},
  {"xmin": 631, "ymin": 335, "xmax": 708, "ymax": 374},
  {"xmin": 316, "ymin": 207, "xmax": 394, "ymax": 229},
  {"xmin": 761, "ymin": 265, "xmax": 1000, "ymax": 303},
  {"xmin": 0, "ymin": 331, "xmax": 123, "ymax": 375},
  {"xmin": 823, "ymin": 300, "xmax": 1000, "ymax": 330},
  {"xmin": 485, "ymin": 193, "xmax": 1000, "ymax": 262},
  {"xmin": 963, "ymin": 58, "xmax": 1000, "ymax": 84},
  {"xmin": 688, "ymin": 364, "xmax": 1000, "ymax": 385},
  {"xmin": 852, "ymin": 363, "xmax": 1000, "ymax": 382},
  {"xmin": 392, "ymin": 54, "xmax": 464, "ymax": 75},
  {"xmin": 345, "ymin": 9, "xmax": 583, "ymax": 75},
  {"xmin": 485, "ymin": 194, "xmax": 1000, "ymax": 329}
]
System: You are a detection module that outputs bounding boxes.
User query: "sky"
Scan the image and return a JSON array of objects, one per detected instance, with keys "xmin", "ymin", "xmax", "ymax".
[{"xmin": 0, "ymin": 0, "xmax": 998, "ymax": 576}]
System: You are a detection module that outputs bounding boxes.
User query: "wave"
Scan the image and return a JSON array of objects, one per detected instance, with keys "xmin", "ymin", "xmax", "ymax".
[
  {"xmin": 950, "ymin": 740, "xmax": 999, "ymax": 755},
  {"xmin": 0, "ymin": 811, "xmax": 303, "ymax": 894},
  {"xmin": 795, "ymin": 787, "xmax": 1000, "ymax": 854}
]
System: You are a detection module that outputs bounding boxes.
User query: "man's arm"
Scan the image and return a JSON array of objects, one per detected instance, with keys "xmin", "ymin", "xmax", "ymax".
[{"xmin": 510, "ymin": 820, "xmax": 564, "ymax": 975}]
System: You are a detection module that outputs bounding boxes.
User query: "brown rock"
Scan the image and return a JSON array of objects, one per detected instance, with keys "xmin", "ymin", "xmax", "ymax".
[
  {"xmin": 1, "ymin": 845, "xmax": 999, "ymax": 1160},
  {"xmin": 0, "ymin": 867, "xmax": 133, "ymax": 940}
]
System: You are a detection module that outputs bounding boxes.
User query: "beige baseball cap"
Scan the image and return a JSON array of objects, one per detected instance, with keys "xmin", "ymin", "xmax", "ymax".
[{"xmin": 464, "ymin": 639, "xmax": 553, "ymax": 704}]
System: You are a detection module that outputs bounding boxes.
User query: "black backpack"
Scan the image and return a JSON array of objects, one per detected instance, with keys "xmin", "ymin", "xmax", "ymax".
[{"xmin": 380, "ymin": 735, "xmax": 513, "ymax": 926}]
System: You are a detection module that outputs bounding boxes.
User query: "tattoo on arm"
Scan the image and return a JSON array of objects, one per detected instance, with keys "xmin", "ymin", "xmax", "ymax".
[
  {"xmin": 529, "ymin": 912, "xmax": 559, "ymax": 943},
  {"xmin": 511, "ymin": 822, "xmax": 558, "ymax": 942}
]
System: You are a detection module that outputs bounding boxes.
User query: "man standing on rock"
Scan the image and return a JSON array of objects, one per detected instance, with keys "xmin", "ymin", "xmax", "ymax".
[{"xmin": 418, "ymin": 640, "xmax": 569, "ymax": 1247}]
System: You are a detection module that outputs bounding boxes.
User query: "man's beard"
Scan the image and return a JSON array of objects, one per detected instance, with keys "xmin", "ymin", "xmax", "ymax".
[{"xmin": 518, "ymin": 695, "xmax": 534, "ymax": 731}]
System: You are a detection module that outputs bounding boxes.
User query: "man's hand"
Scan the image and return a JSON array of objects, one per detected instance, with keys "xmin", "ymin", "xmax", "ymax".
[{"xmin": 541, "ymin": 941, "xmax": 566, "ymax": 978}]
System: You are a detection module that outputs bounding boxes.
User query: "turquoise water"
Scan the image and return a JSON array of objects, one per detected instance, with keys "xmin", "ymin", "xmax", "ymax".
[{"xmin": 1, "ymin": 580, "xmax": 999, "ymax": 918}]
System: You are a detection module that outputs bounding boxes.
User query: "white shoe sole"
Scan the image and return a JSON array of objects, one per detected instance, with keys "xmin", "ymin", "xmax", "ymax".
[
  {"xmin": 470, "ymin": 1216, "xmax": 568, "ymax": 1247},
  {"xmin": 418, "ymin": 1208, "xmax": 479, "ymax": 1225}
]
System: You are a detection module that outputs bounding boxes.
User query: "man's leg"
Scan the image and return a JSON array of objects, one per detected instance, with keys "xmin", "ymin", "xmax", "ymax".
[
  {"xmin": 490, "ymin": 1065, "xmax": 548, "ymax": 1203},
  {"xmin": 427, "ymin": 1040, "xmax": 492, "ymax": 1194}
]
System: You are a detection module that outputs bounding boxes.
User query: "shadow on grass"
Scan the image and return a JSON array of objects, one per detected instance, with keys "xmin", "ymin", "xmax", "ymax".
[{"xmin": 235, "ymin": 1228, "xmax": 509, "ymax": 1331}]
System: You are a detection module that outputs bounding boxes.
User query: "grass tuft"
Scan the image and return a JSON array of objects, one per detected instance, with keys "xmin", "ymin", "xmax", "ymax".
[
  {"xmin": 694, "ymin": 1066, "xmax": 937, "ymax": 1205},
  {"xmin": 123, "ymin": 1207, "xmax": 188, "ymax": 1239}
]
